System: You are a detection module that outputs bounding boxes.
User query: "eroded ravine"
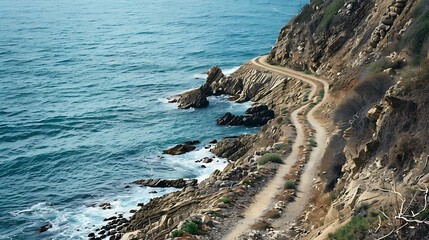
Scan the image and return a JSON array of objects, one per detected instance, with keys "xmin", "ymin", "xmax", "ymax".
[{"xmin": 223, "ymin": 56, "xmax": 329, "ymax": 239}]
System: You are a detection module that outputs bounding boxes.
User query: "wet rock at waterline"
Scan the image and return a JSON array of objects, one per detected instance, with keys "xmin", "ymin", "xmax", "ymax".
[{"xmin": 132, "ymin": 178, "xmax": 198, "ymax": 188}]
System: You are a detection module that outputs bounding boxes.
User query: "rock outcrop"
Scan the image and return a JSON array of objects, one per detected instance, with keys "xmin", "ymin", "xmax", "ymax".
[
  {"xmin": 132, "ymin": 178, "xmax": 198, "ymax": 188},
  {"xmin": 162, "ymin": 144, "xmax": 196, "ymax": 155},
  {"xmin": 177, "ymin": 88, "xmax": 209, "ymax": 109},
  {"xmin": 216, "ymin": 105, "xmax": 275, "ymax": 127}
]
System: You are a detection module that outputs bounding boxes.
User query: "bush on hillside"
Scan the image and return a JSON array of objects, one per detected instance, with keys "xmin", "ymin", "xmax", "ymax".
[{"xmin": 258, "ymin": 153, "xmax": 283, "ymax": 165}]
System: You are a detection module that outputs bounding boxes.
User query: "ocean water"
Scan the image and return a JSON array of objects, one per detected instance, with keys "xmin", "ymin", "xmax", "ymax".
[{"xmin": 0, "ymin": 0, "xmax": 307, "ymax": 239}]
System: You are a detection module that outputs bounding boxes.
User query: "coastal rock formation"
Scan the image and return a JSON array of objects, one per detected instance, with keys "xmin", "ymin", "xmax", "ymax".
[
  {"xmin": 173, "ymin": 66, "xmax": 224, "ymax": 109},
  {"xmin": 211, "ymin": 135, "xmax": 255, "ymax": 161},
  {"xmin": 38, "ymin": 223, "xmax": 52, "ymax": 233},
  {"xmin": 201, "ymin": 66, "xmax": 226, "ymax": 95},
  {"xmin": 132, "ymin": 178, "xmax": 198, "ymax": 188},
  {"xmin": 177, "ymin": 88, "xmax": 209, "ymax": 109},
  {"xmin": 216, "ymin": 105, "xmax": 275, "ymax": 127},
  {"xmin": 106, "ymin": 1, "xmax": 429, "ymax": 239},
  {"xmin": 162, "ymin": 144, "xmax": 196, "ymax": 155}
]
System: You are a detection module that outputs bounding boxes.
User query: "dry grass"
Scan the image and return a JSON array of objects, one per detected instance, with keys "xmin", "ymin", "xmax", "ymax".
[
  {"xmin": 262, "ymin": 209, "xmax": 281, "ymax": 219},
  {"xmin": 305, "ymin": 187, "xmax": 334, "ymax": 228},
  {"xmin": 250, "ymin": 220, "xmax": 272, "ymax": 230}
]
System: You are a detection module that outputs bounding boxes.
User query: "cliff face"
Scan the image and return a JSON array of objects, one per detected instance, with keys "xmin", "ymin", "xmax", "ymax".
[
  {"xmin": 269, "ymin": 0, "xmax": 428, "ymax": 90},
  {"xmin": 272, "ymin": 0, "xmax": 429, "ymax": 239}
]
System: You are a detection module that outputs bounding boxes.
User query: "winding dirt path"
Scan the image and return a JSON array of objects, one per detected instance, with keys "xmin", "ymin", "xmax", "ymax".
[{"xmin": 222, "ymin": 56, "xmax": 329, "ymax": 239}]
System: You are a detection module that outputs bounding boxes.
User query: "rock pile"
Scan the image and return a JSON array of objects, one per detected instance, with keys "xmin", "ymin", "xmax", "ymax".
[
  {"xmin": 87, "ymin": 215, "xmax": 129, "ymax": 240},
  {"xmin": 370, "ymin": 0, "xmax": 408, "ymax": 48}
]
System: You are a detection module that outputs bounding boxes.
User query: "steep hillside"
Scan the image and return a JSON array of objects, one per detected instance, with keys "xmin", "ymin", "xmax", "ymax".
[
  {"xmin": 94, "ymin": 1, "xmax": 429, "ymax": 239},
  {"xmin": 269, "ymin": 0, "xmax": 429, "ymax": 239}
]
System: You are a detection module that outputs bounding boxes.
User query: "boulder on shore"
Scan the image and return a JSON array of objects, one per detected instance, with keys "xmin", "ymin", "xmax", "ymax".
[
  {"xmin": 163, "ymin": 144, "xmax": 196, "ymax": 155},
  {"xmin": 133, "ymin": 178, "xmax": 198, "ymax": 188},
  {"xmin": 216, "ymin": 105, "xmax": 274, "ymax": 127},
  {"xmin": 177, "ymin": 88, "xmax": 209, "ymax": 109}
]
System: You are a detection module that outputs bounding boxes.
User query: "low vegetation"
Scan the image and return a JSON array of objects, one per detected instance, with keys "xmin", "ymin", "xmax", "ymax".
[
  {"xmin": 284, "ymin": 180, "xmax": 296, "ymax": 189},
  {"xmin": 327, "ymin": 215, "xmax": 371, "ymax": 240},
  {"xmin": 403, "ymin": 2, "xmax": 429, "ymax": 65},
  {"xmin": 258, "ymin": 153, "xmax": 283, "ymax": 165},
  {"xmin": 218, "ymin": 195, "xmax": 232, "ymax": 204},
  {"xmin": 262, "ymin": 208, "xmax": 281, "ymax": 219},
  {"xmin": 366, "ymin": 57, "xmax": 403, "ymax": 73},
  {"xmin": 308, "ymin": 137, "xmax": 318, "ymax": 148},
  {"xmin": 320, "ymin": 0, "xmax": 345, "ymax": 29},
  {"xmin": 170, "ymin": 220, "xmax": 202, "ymax": 237}
]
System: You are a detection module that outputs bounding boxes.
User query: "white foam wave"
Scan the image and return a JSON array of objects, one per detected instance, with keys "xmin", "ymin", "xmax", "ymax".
[
  {"xmin": 16, "ymin": 145, "xmax": 229, "ymax": 239},
  {"xmin": 223, "ymin": 66, "xmax": 240, "ymax": 76},
  {"xmin": 192, "ymin": 72, "xmax": 207, "ymax": 79}
]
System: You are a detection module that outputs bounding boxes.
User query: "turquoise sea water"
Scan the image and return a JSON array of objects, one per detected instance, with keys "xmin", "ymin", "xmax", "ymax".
[{"xmin": 0, "ymin": 0, "xmax": 306, "ymax": 239}]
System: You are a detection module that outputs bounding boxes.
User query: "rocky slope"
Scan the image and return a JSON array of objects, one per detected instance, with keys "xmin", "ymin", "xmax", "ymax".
[
  {"xmin": 92, "ymin": 0, "xmax": 429, "ymax": 239},
  {"xmin": 266, "ymin": 0, "xmax": 429, "ymax": 239}
]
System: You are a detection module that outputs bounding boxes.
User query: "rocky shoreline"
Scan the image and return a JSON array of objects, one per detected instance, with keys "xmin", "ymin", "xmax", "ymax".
[{"xmin": 85, "ymin": 61, "xmax": 312, "ymax": 240}]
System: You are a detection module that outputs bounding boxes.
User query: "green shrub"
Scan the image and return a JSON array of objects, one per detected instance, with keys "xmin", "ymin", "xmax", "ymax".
[
  {"xmin": 295, "ymin": 4, "xmax": 313, "ymax": 23},
  {"xmin": 327, "ymin": 215, "xmax": 370, "ymax": 240},
  {"xmin": 308, "ymin": 138, "xmax": 318, "ymax": 148},
  {"xmin": 312, "ymin": 0, "xmax": 324, "ymax": 5},
  {"xmin": 329, "ymin": 192, "xmax": 337, "ymax": 202},
  {"xmin": 182, "ymin": 221, "xmax": 199, "ymax": 235},
  {"xmin": 258, "ymin": 153, "xmax": 283, "ymax": 165},
  {"xmin": 303, "ymin": 91, "xmax": 310, "ymax": 102},
  {"xmin": 284, "ymin": 180, "xmax": 296, "ymax": 189},
  {"xmin": 170, "ymin": 229, "xmax": 184, "ymax": 237},
  {"xmin": 218, "ymin": 195, "xmax": 232, "ymax": 204},
  {"xmin": 400, "ymin": 4, "xmax": 429, "ymax": 65},
  {"xmin": 417, "ymin": 209, "xmax": 429, "ymax": 220},
  {"xmin": 320, "ymin": 0, "xmax": 345, "ymax": 28},
  {"xmin": 304, "ymin": 69, "xmax": 313, "ymax": 75},
  {"xmin": 367, "ymin": 57, "xmax": 395, "ymax": 73},
  {"xmin": 274, "ymin": 143, "xmax": 287, "ymax": 151},
  {"xmin": 242, "ymin": 179, "xmax": 251, "ymax": 185},
  {"xmin": 318, "ymin": 89, "xmax": 325, "ymax": 98}
]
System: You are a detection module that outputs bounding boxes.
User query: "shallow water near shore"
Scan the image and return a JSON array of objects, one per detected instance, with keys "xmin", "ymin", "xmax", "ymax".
[{"xmin": 0, "ymin": 0, "xmax": 306, "ymax": 239}]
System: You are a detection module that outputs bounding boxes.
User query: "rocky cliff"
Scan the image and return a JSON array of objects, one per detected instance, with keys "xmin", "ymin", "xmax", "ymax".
[
  {"xmin": 91, "ymin": 0, "xmax": 429, "ymax": 239},
  {"xmin": 270, "ymin": 0, "xmax": 429, "ymax": 239}
]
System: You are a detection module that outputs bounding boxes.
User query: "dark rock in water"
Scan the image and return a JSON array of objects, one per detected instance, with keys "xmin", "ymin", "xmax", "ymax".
[
  {"xmin": 201, "ymin": 165, "xmax": 206, "ymax": 168},
  {"xmin": 209, "ymin": 139, "xmax": 217, "ymax": 144},
  {"xmin": 216, "ymin": 105, "xmax": 274, "ymax": 127},
  {"xmin": 184, "ymin": 140, "xmax": 200, "ymax": 145},
  {"xmin": 245, "ymin": 104, "xmax": 269, "ymax": 114},
  {"xmin": 39, "ymin": 223, "xmax": 52, "ymax": 233},
  {"xmin": 103, "ymin": 216, "xmax": 117, "ymax": 221},
  {"xmin": 88, "ymin": 233, "xmax": 95, "ymax": 238},
  {"xmin": 177, "ymin": 88, "xmax": 209, "ymax": 109},
  {"xmin": 216, "ymin": 112, "xmax": 244, "ymax": 126},
  {"xmin": 99, "ymin": 202, "xmax": 111, "ymax": 210},
  {"xmin": 133, "ymin": 178, "xmax": 198, "ymax": 188},
  {"xmin": 162, "ymin": 144, "xmax": 196, "ymax": 155},
  {"xmin": 149, "ymin": 190, "xmax": 157, "ymax": 194}
]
